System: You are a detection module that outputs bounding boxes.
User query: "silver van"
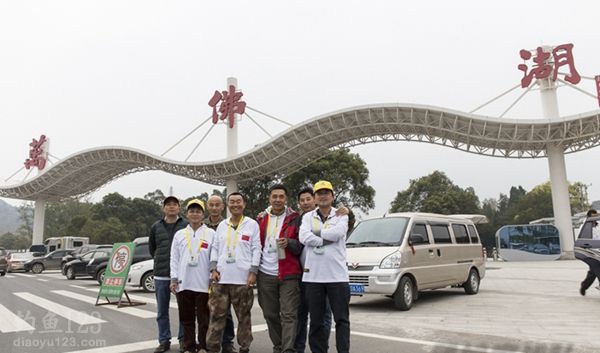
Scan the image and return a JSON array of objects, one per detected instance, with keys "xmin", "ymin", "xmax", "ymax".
[{"xmin": 346, "ymin": 212, "xmax": 486, "ymax": 310}]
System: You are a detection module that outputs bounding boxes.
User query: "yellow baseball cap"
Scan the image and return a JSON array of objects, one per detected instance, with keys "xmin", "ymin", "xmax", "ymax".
[
  {"xmin": 186, "ymin": 199, "xmax": 205, "ymax": 211},
  {"xmin": 313, "ymin": 180, "xmax": 333, "ymax": 193}
]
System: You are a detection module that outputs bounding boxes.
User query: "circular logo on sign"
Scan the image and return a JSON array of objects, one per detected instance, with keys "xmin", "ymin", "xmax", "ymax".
[{"xmin": 110, "ymin": 245, "xmax": 131, "ymax": 275}]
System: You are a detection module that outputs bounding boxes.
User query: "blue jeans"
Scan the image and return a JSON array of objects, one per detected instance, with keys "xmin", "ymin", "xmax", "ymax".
[
  {"xmin": 155, "ymin": 279, "xmax": 183, "ymax": 343},
  {"xmin": 295, "ymin": 282, "xmax": 332, "ymax": 353}
]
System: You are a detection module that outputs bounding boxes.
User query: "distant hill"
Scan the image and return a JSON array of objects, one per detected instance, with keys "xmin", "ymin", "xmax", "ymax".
[{"xmin": 0, "ymin": 199, "xmax": 21, "ymax": 234}]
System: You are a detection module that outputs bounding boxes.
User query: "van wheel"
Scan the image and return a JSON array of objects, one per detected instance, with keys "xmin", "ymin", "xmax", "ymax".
[
  {"xmin": 0, "ymin": 271, "xmax": 5, "ymax": 276},
  {"xmin": 393, "ymin": 276, "xmax": 415, "ymax": 311},
  {"xmin": 32, "ymin": 263, "xmax": 44, "ymax": 274},
  {"xmin": 463, "ymin": 268, "xmax": 480, "ymax": 295}
]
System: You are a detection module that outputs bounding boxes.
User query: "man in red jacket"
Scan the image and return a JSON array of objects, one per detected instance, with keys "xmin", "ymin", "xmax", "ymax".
[{"xmin": 257, "ymin": 184, "xmax": 302, "ymax": 353}]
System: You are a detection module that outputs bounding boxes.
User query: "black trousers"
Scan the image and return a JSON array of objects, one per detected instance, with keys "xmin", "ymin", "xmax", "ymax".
[
  {"xmin": 581, "ymin": 257, "xmax": 600, "ymax": 290},
  {"xmin": 176, "ymin": 290, "xmax": 209, "ymax": 351},
  {"xmin": 304, "ymin": 282, "xmax": 350, "ymax": 353}
]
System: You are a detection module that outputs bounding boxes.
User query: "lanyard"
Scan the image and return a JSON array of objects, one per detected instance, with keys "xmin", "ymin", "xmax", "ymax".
[
  {"xmin": 226, "ymin": 216, "xmax": 245, "ymax": 251},
  {"xmin": 185, "ymin": 227, "xmax": 208, "ymax": 257},
  {"xmin": 312, "ymin": 213, "xmax": 330, "ymax": 234},
  {"xmin": 266, "ymin": 213, "xmax": 281, "ymax": 243}
]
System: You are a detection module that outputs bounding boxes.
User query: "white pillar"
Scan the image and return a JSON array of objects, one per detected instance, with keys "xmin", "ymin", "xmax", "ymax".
[
  {"xmin": 225, "ymin": 78, "xmax": 240, "ymax": 217},
  {"xmin": 538, "ymin": 48, "xmax": 575, "ymax": 259},
  {"xmin": 31, "ymin": 138, "xmax": 50, "ymax": 247},
  {"xmin": 32, "ymin": 199, "xmax": 45, "ymax": 245},
  {"xmin": 226, "ymin": 77, "xmax": 239, "ymax": 196}
]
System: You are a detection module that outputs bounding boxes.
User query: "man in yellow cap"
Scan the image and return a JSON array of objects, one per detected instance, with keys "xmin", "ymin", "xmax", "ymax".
[
  {"xmin": 299, "ymin": 181, "xmax": 350, "ymax": 353},
  {"xmin": 170, "ymin": 199, "xmax": 216, "ymax": 353}
]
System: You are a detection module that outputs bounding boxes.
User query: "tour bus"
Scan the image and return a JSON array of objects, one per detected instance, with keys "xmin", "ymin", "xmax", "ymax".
[
  {"xmin": 346, "ymin": 212, "xmax": 487, "ymax": 310},
  {"xmin": 43, "ymin": 237, "xmax": 90, "ymax": 252}
]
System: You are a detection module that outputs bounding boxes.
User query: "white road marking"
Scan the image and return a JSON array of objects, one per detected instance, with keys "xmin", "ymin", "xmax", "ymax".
[
  {"xmin": 0, "ymin": 304, "xmax": 35, "ymax": 332},
  {"xmin": 13, "ymin": 292, "xmax": 105, "ymax": 326},
  {"xmin": 70, "ymin": 285, "xmax": 178, "ymax": 309},
  {"xmin": 4, "ymin": 274, "xmax": 16, "ymax": 278},
  {"xmin": 36, "ymin": 278, "xmax": 49, "ymax": 282},
  {"xmin": 52, "ymin": 290, "xmax": 156, "ymax": 318},
  {"xmin": 349, "ymin": 330, "xmax": 526, "ymax": 353},
  {"xmin": 65, "ymin": 324, "xmax": 268, "ymax": 353}
]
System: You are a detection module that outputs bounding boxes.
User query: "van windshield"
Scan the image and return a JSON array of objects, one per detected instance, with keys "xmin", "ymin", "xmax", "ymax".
[{"xmin": 346, "ymin": 217, "xmax": 409, "ymax": 247}]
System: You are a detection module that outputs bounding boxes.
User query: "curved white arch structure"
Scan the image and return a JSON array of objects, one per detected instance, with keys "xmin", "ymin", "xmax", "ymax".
[{"xmin": 2, "ymin": 103, "xmax": 600, "ymax": 201}]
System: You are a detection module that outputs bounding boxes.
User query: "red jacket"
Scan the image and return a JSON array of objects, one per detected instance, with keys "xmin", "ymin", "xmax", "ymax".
[{"xmin": 258, "ymin": 208, "xmax": 302, "ymax": 280}]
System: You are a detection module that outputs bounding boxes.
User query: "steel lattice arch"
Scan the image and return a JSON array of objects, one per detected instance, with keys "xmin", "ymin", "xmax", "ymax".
[{"xmin": 2, "ymin": 103, "xmax": 600, "ymax": 201}]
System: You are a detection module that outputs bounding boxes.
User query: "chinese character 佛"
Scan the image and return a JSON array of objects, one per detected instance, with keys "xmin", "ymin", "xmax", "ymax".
[
  {"xmin": 518, "ymin": 43, "xmax": 581, "ymax": 88},
  {"xmin": 208, "ymin": 85, "xmax": 247, "ymax": 128},
  {"xmin": 24, "ymin": 134, "xmax": 48, "ymax": 170}
]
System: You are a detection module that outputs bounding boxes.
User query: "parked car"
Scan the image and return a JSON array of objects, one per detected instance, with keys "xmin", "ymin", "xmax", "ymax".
[
  {"xmin": 7, "ymin": 252, "xmax": 35, "ymax": 272},
  {"xmin": 24, "ymin": 249, "xmax": 74, "ymax": 274},
  {"xmin": 127, "ymin": 259, "xmax": 155, "ymax": 292},
  {"xmin": 64, "ymin": 248, "xmax": 113, "ymax": 280},
  {"xmin": 0, "ymin": 247, "xmax": 8, "ymax": 276},
  {"xmin": 87, "ymin": 240, "xmax": 152, "ymax": 284},
  {"xmin": 61, "ymin": 244, "xmax": 111, "ymax": 274}
]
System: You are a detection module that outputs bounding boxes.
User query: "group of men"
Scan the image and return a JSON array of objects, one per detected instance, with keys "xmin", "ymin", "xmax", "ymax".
[{"xmin": 148, "ymin": 180, "xmax": 352, "ymax": 353}]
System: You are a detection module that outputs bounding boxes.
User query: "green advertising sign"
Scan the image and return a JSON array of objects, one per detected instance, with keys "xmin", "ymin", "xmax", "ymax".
[{"xmin": 97, "ymin": 242, "xmax": 135, "ymax": 301}]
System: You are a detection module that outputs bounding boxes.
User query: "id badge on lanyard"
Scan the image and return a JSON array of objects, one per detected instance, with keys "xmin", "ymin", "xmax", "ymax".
[
  {"xmin": 312, "ymin": 215, "xmax": 328, "ymax": 255},
  {"xmin": 226, "ymin": 217, "xmax": 244, "ymax": 264}
]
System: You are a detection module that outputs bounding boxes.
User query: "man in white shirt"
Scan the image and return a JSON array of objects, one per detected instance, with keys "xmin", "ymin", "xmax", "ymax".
[
  {"xmin": 299, "ymin": 181, "xmax": 349, "ymax": 353},
  {"xmin": 170, "ymin": 199, "xmax": 215, "ymax": 353},
  {"xmin": 206, "ymin": 192, "xmax": 261, "ymax": 353}
]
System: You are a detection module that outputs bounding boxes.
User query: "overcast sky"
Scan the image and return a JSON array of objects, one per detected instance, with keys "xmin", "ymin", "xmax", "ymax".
[{"xmin": 0, "ymin": 1, "xmax": 598, "ymax": 218}]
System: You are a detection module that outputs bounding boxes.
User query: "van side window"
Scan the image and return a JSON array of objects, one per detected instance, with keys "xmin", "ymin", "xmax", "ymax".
[
  {"xmin": 452, "ymin": 224, "xmax": 470, "ymax": 244},
  {"xmin": 467, "ymin": 225, "xmax": 480, "ymax": 244},
  {"xmin": 410, "ymin": 224, "xmax": 429, "ymax": 245},
  {"xmin": 431, "ymin": 224, "xmax": 452, "ymax": 244}
]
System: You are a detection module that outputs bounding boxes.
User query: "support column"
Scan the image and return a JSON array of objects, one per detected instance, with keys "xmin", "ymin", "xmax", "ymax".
[
  {"xmin": 538, "ymin": 48, "xmax": 574, "ymax": 259},
  {"xmin": 225, "ymin": 77, "xmax": 239, "ymax": 217},
  {"xmin": 547, "ymin": 145, "xmax": 574, "ymax": 259},
  {"xmin": 32, "ymin": 199, "xmax": 46, "ymax": 246}
]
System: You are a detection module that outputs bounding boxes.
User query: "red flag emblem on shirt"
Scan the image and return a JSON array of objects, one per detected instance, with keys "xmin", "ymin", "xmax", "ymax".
[
  {"xmin": 241, "ymin": 234, "xmax": 250, "ymax": 241},
  {"xmin": 201, "ymin": 241, "xmax": 209, "ymax": 249}
]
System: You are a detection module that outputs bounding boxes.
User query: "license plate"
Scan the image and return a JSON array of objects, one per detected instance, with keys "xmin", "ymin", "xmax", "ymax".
[{"xmin": 349, "ymin": 283, "xmax": 365, "ymax": 295}]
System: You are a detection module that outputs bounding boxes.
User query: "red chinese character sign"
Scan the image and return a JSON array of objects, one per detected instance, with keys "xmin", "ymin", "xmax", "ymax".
[
  {"xmin": 518, "ymin": 43, "xmax": 581, "ymax": 88},
  {"xmin": 24, "ymin": 134, "xmax": 48, "ymax": 170},
  {"xmin": 208, "ymin": 85, "xmax": 247, "ymax": 128}
]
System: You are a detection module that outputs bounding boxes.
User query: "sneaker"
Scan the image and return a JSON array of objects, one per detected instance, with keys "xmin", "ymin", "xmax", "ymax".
[
  {"xmin": 580, "ymin": 287, "xmax": 586, "ymax": 296},
  {"xmin": 154, "ymin": 342, "xmax": 171, "ymax": 353},
  {"xmin": 222, "ymin": 343, "xmax": 237, "ymax": 353}
]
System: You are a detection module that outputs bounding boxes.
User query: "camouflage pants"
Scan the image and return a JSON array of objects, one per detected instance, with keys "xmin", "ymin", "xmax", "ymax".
[{"xmin": 207, "ymin": 284, "xmax": 254, "ymax": 352}]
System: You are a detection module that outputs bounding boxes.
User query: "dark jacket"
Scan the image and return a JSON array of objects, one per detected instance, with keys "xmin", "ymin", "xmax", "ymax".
[
  {"xmin": 149, "ymin": 217, "xmax": 188, "ymax": 277},
  {"xmin": 258, "ymin": 208, "xmax": 302, "ymax": 280}
]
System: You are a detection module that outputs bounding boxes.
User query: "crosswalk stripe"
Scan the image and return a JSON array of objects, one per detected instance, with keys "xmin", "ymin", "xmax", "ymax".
[
  {"xmin": 36, "ymin": 278, "xmax": 49, "ymax": 282},
  {"xmin": 65, "ymin": 325, "xmax": 269, "ymax": 353},
  {"xmin": 0, "ymin": 304, "xmax": 35, "ymax": 332},
  {"xmin": 70, "ymin": 285, "xmax": 178, "ymax": 309},
  {"xmin": 5, "ymin": 274, "xmax": 16, "ymax": 278},
  {"xmin": 52, "ymin": 290, "xmax": 156, "ymax": 318},
  {"xmin": 14, "ymin": 292, "xmax": 105, "ymax": 325}
]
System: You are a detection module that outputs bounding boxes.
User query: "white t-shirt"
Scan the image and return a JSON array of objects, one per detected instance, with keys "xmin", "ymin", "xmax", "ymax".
[
  {"xmin": 211, "ymin": 216, "xmax": 261, "ymax": 285},
  {"xmin": 259, "ymin": 211, "xmax": 285, "ymax": 276},
  {"xmin": 170, "ymin": 224, "xmax": 215, "ymax": 293},
  {"xmin": 299, "ymin": 208, "xmax": 349, "ymax": 283}
]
